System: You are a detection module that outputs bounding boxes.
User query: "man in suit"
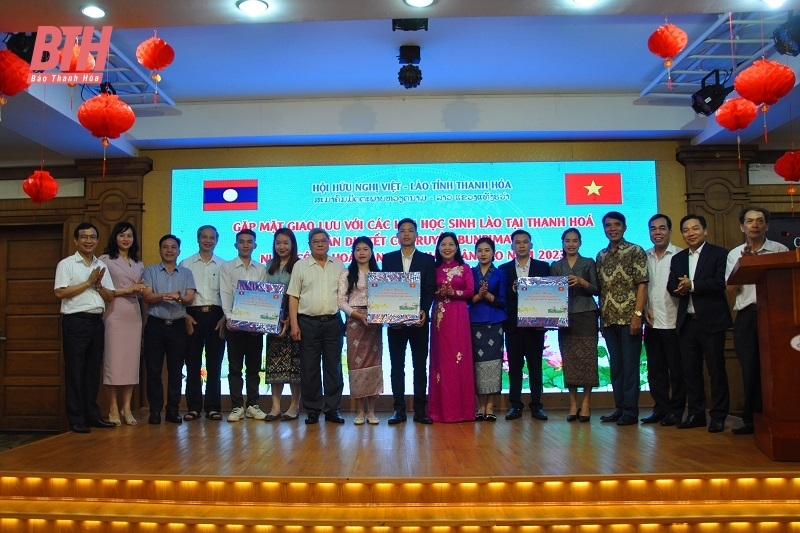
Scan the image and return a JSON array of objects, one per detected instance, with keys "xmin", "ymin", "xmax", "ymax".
[
  {"xmin": 725, "ymin": 207, "xmax": 788, "ymax": 435},
  {"xmin": 667, "ymin": 214, "xmax": 733, "ymax": 433},
  {"xmin": 381, "ymin": 218, "xmax": 436, "ymax": 424},
  {"xmin": 500, "ymin": 229, "xmax": 550, "ymax": 421}
]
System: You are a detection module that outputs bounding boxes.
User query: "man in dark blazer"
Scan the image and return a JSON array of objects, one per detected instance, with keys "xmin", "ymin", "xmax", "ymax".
[
  {"xmin": 381, "ymin": 218, "xmax": 436, "ymax": 425},
  {"xmin": 667, "ymin": 214, "xmax": 733, "ymax": 433},
  {"xmin": 499, "ymin": 229, "xmax": 550, "ymax": 421}
]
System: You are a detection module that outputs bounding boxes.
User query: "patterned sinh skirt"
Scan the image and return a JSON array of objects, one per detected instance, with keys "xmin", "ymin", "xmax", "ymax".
[
  {"xmin": 346, "ymin": 308, "xmax": 384, "ymax": 399},
  {"xmin": 265, "ymin": 333, "xmax": 301, "ymax": 384},
  {"xmin": 471, "ymin": 321, "xmax": 503, "ymax": 395},
  {"xmin": 558, "ymin": 310, "xmax": 599, "ymax": 388}
]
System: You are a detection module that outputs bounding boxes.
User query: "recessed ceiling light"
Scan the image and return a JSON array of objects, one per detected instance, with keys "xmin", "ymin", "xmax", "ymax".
[
  {"xmin": 81, "ymin": 5, "xmax": 106, "ymax": 18},
  {"xmin": 762, "ymin": 0, "xmax": 786, "ymax": 7},
  {"xmin": 237, "ymin": 0, "xmax": 268, "ymax": 15},
  {"xmin": 404, "ymin": 0, "xmax": 435, "ymax": 7},
  {"xmin": 572, "ymin": 0, "xmax": 600, "ymax": 7}
]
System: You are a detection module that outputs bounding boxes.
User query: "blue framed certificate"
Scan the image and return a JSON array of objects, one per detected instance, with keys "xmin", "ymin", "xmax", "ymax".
[
  {"xmin": 229, "ymin": 280, "xmax": 285, "ymax": 334},
  {"xmin": 366, "ymin": 272, "xmax": 421, "ymax": 324},
  {"xmin": 517, "ymin": 276, "xmax": 569, "ymax": 328}
]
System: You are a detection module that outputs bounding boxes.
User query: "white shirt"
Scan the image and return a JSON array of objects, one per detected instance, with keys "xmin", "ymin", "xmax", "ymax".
[
  {"xmin": 54, "ymin": 252, "xmax": 115, "ymax": 314},
  {"xmin": 687, "ymin": 242, "xmax": 705, "ymax": 314},
  {"xmin": 219, "ymin": 256, "xmax": 267, "ymax": 319},
  {"xmin": 515, "ymin": 257, "xmax": 530, "ymax": 279},
  {"xmin": 646, "ymin": 243, "xmax": 681, "ymax": 329},
  {"xmin": 287, "ymin": 255, "xmax": 345, "ymax": 316},
  {"xmin": 401, "ymin": 251, "xmax": 414, "ymax": 274},
  {"xmin": 180, "ymin": 252, "xmax": 223, "ymax": 307},
  {"xmin": 725, "ymin": 239, "xmax": 790, "ymax": 310}
]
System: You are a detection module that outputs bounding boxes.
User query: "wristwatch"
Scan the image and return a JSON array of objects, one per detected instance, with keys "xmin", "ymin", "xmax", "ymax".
[{"xmin": 634, "ymin": 310, "xmax": 643, "ymax": 317}]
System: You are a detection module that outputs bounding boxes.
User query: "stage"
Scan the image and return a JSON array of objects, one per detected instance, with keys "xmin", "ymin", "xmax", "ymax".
[{"xmin": 1, "ymin": 409, "xmax": 799, "ymax": 532}]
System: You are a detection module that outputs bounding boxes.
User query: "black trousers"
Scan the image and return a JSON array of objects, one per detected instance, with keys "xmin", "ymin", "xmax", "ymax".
[
  {"xmin": 185, "ymin": 306, "xmax": 226, "ymax": 414},
  {"xmin": 298, "ymin": 314, "xmax": 344, "ymax": 414},
  {"xmin": 505, "ymin": 327, "xmax": 545, "ymax": 410},
  {"xmin": 143, "ymin": 318, "xmax": 187, "ymax": 414},
  {"xmin": 61, "ymin": 313, "xmax": 105, "ymax": 427},
  {"xmin": 643, "ymin": 326, "xmax": 686, "ymax": 418},
  {"xmin": 734, "ymin": 307, "xmax": 760, "ymax": 426},
  {"xmin": 387, "ymin": 323, "xmax": 430, "ymax": 416},
  {"xmin": 678, "ymin": 317, "xmax": 729, "ymax": 420},
  {"xmin": 226, "ymin": 329, "xmax": 264, "ymax": 410}
]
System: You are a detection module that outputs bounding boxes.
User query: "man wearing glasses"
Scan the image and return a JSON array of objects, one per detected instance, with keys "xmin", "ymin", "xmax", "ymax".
[{"xmin": 54, "ymin": 222, "xmax": 117, "ymax": 433}]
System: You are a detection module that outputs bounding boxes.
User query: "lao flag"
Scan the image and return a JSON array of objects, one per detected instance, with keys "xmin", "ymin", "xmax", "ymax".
[
  {"xmin": 203, "ymin": 180, "xmax": 258, "ymax": 211},
  {"xmin": 564, "ymin": 173, "xmax": 622, "ymax": 205}
]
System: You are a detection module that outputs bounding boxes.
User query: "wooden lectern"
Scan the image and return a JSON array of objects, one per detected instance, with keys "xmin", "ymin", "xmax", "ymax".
[{"xmin": 728, "ymin": 248, "xmax": 800, "ymax": 461}]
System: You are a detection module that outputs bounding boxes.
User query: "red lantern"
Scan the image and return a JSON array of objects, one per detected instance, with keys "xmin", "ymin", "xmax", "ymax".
[
  {"xmin": 59, "ymin": 43, "xmax": 96, "ymax": 83},
  {"xmin": 0, "ymin": 49, "xmax": 32, "ymax": 117},
  {"xmin": 647, "ymin": 23, "xmax": 688, "ymax": 90},
  {"xmin": 136, "ymin": 33, "xmax": 174, "ymax": 103},
  {"xmin": 734, "ymin": 59, "xmax": 796, "ymax": 110},
  {"xmin": 715, "ymin": 98, "xmax": 758, "ymax": 131},
  {"xmin": 77, "ymin": 92, "xmax": 136, "ymax": 145},
  {"xmin": 774, "ymin": 151, "xmax": 800, "ymax": 182},
  {"xmin": 22, "ymin": 170, "xmax": 59, "ymax": 203}
]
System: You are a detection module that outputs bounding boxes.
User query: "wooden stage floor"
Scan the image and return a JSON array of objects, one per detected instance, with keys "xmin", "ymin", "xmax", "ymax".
[{"xmin": 2, "ymin": 409, "xmax": 798, "ymax": 479}]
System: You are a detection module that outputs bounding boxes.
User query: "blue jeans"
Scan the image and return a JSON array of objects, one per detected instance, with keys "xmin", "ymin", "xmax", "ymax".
[{"xmin": 602, "ymin": 324, "xmax": 642, "ymax": 418}]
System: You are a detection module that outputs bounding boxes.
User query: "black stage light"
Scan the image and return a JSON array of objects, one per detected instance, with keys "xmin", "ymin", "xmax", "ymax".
[
  {"xmin": 773, "ymin": 11, "xmax": 800, "ymax": 57},
  {"xmin": 3, "ymin": 32, "xmax": 44, "ymax": 64},
  {"xmin": 392, "ymin": 18, "xmax": 428, "ymax": 31},
  {"xmin": 398, "ymin": 45, "xmax": 422, "ymax": 89},
  {"xmin": 691, "ymin": 69, "xmax": 734, "ymax": 116}
]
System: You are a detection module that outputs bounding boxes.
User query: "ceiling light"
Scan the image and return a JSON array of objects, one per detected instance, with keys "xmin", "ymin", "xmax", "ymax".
[
  {"xmin": 81, "ymin": 5, "xmax": 106, "ymax": 18},
  {"xmin": 773, "ymin": 12, "xmax": 800, "ymax": 56},
  {"xmin": 398, "ymin": 45, "xmax": 422, "ymax": 89},
  {"xmin": 404, "ymin": 0, "xmax": 435, "ymax": 6},
  {"xmin": 691, "ymin": 69, "xmax": 734, "ymax": 116},
  {"xmin": 762, "ymin": 0, "xmax": 786, "ymax": 7},
  {"xmin": 237, "ymin": 0, "xmax": 268, "ymax": 16},
  {"xmin": 572, "ymin": 0, "xmax": 600, "ymax": 7}
]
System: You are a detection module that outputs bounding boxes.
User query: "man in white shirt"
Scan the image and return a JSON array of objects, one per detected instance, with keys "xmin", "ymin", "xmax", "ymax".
[
  {"xmin": 287, "ymin": 228, "xmax": 346, "ymax": 425},
  {"xmin": 220, "ymin": 229, "xmax": 267, "ymax": 422},
  {"xmin": 180, "ymin": 225, "xmax": 226, "ymax": 421},
  {"xmin": 725, "ymin": 207, "xmax": 789, "ymax": 435},
  {"xmin": 54, "ymin": 222, "xmax": 116, "ymax": 433},
  {"xmin": 642, "ymin": 214, "xmax": 685, "ymax": 427}
]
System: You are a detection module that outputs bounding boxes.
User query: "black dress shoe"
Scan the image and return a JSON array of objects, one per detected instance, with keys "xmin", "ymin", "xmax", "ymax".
[
  {"xmin": 148, "ymin": 412, "xmax": 161, "ymax": 425},
  {"xmin": 677, "ymin": 414, "xmax": 707, "ymax": 429},
  {"xmin": 732, "ymin": 425, "xmax": 754, "ymax": 435},
  {"xmin": 505, "ymin": 407, "xmax": 523, "ymax": 420},
  {"xmin": 388, "ymin": 411, "xmax": 407, "ymax": 425},
  {"xmin": 475, "ymin": 413, "xmax": 485, "ymax": 421},
  {"xmin": 566, "ymin": 413, "xmax": 578, "ymax": 422},
  {"xmin": 578, "ymin": 410, "xmax": 591, "ymax": 423},
  {"xmin": 89, "ymin": 418, "xmax": 117, "ymax": 428},
  {"xmin": 640, "ymin": 412, "xmax": 665, "ymax": 424},
  {"xmin": 413, "ymin": 414, "xmax": 433, "ymax": 424},
  {"xmin": 708, "ymin": 418, "xmax": 725, "ymax": 433},
  {"xmin": 71, "ymin": 424, "xmax": 91, "ymax": 433},
  {"xmin": 165, "ymin": 411, "xmax": 183, "ymax": 424},
  {"xmin": 324, "ymin": 411, "xmax": 345, "ymax": 424},
  {"xmin": 600, "ymin": 410, "xmax": 623, "ymax": 423},
  {"xmin": 305, "ymin": 412, "xmax": 319, "ymax": 424},
  {"xmin": 531, "ymin": 408, "xmax": 548, "ymax": 421},
  {"xmin": 659, "ymin": 413, "xmax": 679, "ymax": 426},
  {"xmin": 616, "ymin": 414, "xmax": 638, "ymax": 426}
]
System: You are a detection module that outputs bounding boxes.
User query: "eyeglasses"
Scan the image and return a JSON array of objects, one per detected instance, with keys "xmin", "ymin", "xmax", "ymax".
[
  {"xmin": 310, "ymin": 239, "xmax": 329, "ymax": 245},
  {"xmin": 77, "ymin": 234, "xmax": 98, "ymax": 241}
]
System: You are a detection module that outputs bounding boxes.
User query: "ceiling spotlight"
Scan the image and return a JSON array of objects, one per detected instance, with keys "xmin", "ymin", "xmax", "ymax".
[
  {"xmin": 762, "ymin": 0, "xmax": 786, "ymax": 7},
  {"xmin": 392, "ymin": 18, "xmax": 428, "ymax": 31},
  {"xmin": 404, "ymin": 0, "xmax": 435, "ymax": 6},
  {"xmin": 572, "ymin": 0, "xmax": 600, "ymax": 6},
  {"xmin": 81, "ymin": 5, "xmax": 106, "ymax": 18},
  {"xmin": 691, "ymin": 69, "xmax": 734, "ymax": 116},
  {"xmin": 3, "ymin": 33, "xmax": 39, "ymax": 63},
  {"xmin": 773, "ymin": 12, "xmax": 800, "ymax": 56},
  {"xmin": 237, "ymin": 0, "xmax": 268, "ymax": 16},
  {"xmin": 398, "ymin": 45, "xmax": 422, "ymax": 89}
]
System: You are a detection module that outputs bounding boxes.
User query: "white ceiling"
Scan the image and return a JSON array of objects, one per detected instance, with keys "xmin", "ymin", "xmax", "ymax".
[{"xmin": 2, "ymin": 0, "xmax": 800, "ymax": 165}]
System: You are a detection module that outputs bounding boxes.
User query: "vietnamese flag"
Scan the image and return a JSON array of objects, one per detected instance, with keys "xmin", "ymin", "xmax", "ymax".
[
  {"xmin": 203, "ymin": 179, "xmax": 258, "ymax": 211},
  {"xmin": 564, "ymin": 173, "xmax": 622, "ymax": 205}
]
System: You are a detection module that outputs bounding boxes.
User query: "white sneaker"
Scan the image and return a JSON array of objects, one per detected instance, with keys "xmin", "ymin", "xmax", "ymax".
[
  {"xmin": 246, "ymin": 405, "xmax": 267, "ymax": 420},
  {"xmin": 228, "ymin": 407, "xmax": 245, "ymax": 422}
]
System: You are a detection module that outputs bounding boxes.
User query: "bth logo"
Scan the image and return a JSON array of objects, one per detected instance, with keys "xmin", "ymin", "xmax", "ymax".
[{"xmin": 29, "ymin": 26, "xmax": 112, "ymax": 83}]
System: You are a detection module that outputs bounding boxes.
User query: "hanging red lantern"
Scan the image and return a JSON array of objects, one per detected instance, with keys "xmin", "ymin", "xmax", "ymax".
[
  {"xmin": 647, "ymin": 23, "xmax": 688, "ymax": 90},
  {"xmin": 734, "ymin": 59, "xmax": 796, "ymax": 110},
  {"xmin": 136, "ymin": 33, "xmax": 174, "ymax": 103},
  {"xmin": 715, "ymin": 98, "xmax": 758, "ymax": 131},
  {"xmin": 59, "ymin": 43, "xmax": 96, "ymax": 84},
  {"xmin": 0, "ymin": 49, "xmax": 32, "ymax": 118},
  {"xmin": 774, "ymin": 150, "xmax": 800, "ymax": 182},
  {"xmin": 22, "ymin": 170, "xmax": 59, "ymax": 203},
  {"xmin": 77, "ymin": 92, "xmax": 136, "ymax": 145}
]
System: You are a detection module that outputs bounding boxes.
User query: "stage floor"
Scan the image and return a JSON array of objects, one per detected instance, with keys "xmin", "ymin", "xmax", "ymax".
[{"xmin": 1, "ymin": 409, "xmax": 798, "ymax": 480}]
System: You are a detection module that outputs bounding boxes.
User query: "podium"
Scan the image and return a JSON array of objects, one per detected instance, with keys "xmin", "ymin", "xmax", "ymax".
[{"xmin": 728, "ymin": 248, "xmax": 800, "ymax": 461}]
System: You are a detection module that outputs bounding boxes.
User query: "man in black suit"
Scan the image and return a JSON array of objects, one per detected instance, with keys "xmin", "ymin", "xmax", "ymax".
[
  {"xmin": 500, "ymin": 229, "xmax": 550, "ymax": 421},
  {"xmin": 667, "ymin": 214, "xmax": 733, "ymax": 433},
  {"xmin": 381, "ymin": 218, "xmax": 436, "ymax": 425}
]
